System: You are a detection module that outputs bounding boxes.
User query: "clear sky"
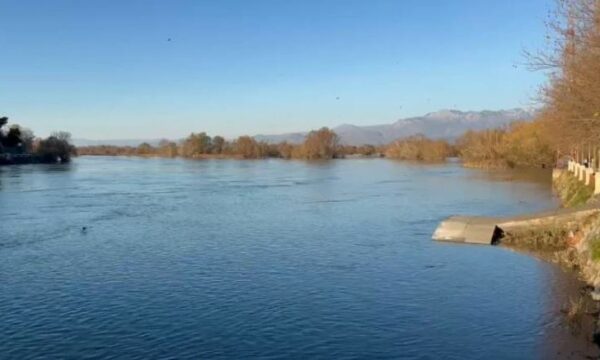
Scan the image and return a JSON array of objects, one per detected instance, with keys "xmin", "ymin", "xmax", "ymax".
[{"xmin": 1, "ymin": 0, "xmax": 553, "ymax": 140}]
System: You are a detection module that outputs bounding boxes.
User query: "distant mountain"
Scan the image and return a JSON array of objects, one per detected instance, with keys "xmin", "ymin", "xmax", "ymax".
[
  {"xmin": 255, "ymin": 108, "xmax": 536, "ymax": 146},
  {"xmin": 73, "ymin": 108, "xmax": 536, "ymax": 148},
  {"xmin": 253, "ymin": 132, "xmax": 306, "ymax": 144}
]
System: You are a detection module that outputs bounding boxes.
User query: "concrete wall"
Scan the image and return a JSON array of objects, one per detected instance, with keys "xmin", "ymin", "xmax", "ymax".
[
  {"xmin": 586, "ymin": 168, "xmax": 595, "ymax": 185},
  {"xmin": 567, "ymin": 160, "xmax": 600, "ymax": 194}
]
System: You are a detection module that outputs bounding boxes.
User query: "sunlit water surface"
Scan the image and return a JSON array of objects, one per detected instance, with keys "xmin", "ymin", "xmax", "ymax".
[{"xmin": 0, "ymin": 157, "xmax": 596, "ymax": 359}]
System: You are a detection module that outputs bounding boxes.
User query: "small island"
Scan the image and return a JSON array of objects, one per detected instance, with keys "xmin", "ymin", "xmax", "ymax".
[{"xmin": 0, "ymin": 117, "xmax": 75, "ymax": 165}]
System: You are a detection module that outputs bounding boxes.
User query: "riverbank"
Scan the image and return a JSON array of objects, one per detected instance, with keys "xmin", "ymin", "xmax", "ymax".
[
  {"xmin": 499, "ymin": 169, "xmax": 600, "ymax": 347},
  {"xmin": 500, "ymin": 170, "xmax": 600, "ymax": 283}
]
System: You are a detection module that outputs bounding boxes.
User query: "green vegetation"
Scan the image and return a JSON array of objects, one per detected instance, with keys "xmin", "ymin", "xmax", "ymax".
[
  {"xmin": 0, "ymin": 117, "xmax": 75, "ymax": 165},
  {"xmin": 590, "ymin": 236, "xmax": 600, "ymax": 261},
  {"xmin": 554, "ymin": 171, "xmax": 594, "ymax": 207}
]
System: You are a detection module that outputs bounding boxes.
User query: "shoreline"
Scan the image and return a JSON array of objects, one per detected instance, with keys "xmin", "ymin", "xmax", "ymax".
[
  {"xmin": 498, "ymin": 169, "xmax": 600, "ymax": 350},
  {"xmin": 433, "ymin": 165, "xmax": 600, "ymax": 352},
  {"xmin": 75, "ymin": 153, "xmax": 385, "ymax": 160}
]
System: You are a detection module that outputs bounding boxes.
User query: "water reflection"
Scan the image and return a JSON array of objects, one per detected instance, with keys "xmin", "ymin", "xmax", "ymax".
[
  {"xmin": 468, "ymin": 167, "xmax": 554, "ymax": 185},
  {"xmin": 533, "ymin": 258, "xmax": 599, "ymax": 358}
]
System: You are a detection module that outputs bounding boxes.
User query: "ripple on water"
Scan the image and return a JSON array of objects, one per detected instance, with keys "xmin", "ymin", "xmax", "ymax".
[{"xmin": 0, "ymin": 157, "xmax": 595, "ymax": 359}]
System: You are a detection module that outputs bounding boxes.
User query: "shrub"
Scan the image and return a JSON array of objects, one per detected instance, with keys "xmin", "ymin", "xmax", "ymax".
[
  {"xmin": 36, "ymin": 132, "xmax": 75, "ymax": 163},
  {"xmin": 385, "ymin": 135, "xmax": 452, "ymax": 162}
]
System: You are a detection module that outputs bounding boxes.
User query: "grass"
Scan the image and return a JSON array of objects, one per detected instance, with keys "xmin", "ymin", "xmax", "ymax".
[
  {"xmin": 554, "ymin": 172, "xmax": 594, "ymax": 207},
  {"xmin": 590, "ymin": 236, "xmax": 600, "ymax": 262},
  {"xmin": 500, "ymin": 226, "xmax": 570, "ymax": 252},
  {"xmin": 568, "ymin": 185, "xmax": 594, "ymax": 207}
]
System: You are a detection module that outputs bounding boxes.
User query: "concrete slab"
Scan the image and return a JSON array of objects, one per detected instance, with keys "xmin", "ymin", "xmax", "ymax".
[
  {"xmin": 463, "ymin": 222, "xmax": 500, "ymax": 245},
  {"xmin": 432, "ymin": 216, "xmax": 468, "ymax": 242},
  {"xmin": 432, "ymin": 216, "xmax": 500, "ymax": 245},
  {"xmin": 433, "ymin": 203, "xmax": 600, "ymax": 246}
]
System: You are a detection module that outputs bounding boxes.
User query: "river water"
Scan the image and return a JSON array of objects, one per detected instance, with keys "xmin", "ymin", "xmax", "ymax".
[{"xmin": 0, "ymin": 157, "xmax": 597, "ymax": 359}]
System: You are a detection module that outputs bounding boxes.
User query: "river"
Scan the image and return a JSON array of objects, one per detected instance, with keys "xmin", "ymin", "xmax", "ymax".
[{"xmin": 0, "ymin": 157, "xmax": 596, "ymax": 359}]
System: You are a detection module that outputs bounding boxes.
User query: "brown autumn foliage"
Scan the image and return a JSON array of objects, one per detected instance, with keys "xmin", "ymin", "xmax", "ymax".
[
  {"xmin": 458, "ymin": 0, "xmax": 600, "ymax": 168},
  {"xmin": 528, "ymin": 0, "xmax": 600, "ymax": 152},
  {"xmin": 501, "ymin": 122, "xmax": 555, "ymax": 167},
  {"xmin": 78, "ymin": 128, "xmax": 344, "ymax": 160},
  {"xmin": 77, "ymin": 145, "xmax": 138, "ymax": 156},
  {"xmin": 337, "ymin": 144, "xmax": 383, "ymax": 157},
  {"xmin": 293, "ymin": 127, "xmax": 340, "ymax": 160},
  {"xmin": 232, "ymin": 136, "xmax": 269, "ymax": 159},
  {"xmin": 180, "ymin": 132, "xmax": 212, "ymax": 157},
  {"xmin": 385, "ymin": 135, "xmax": 453, "ymax": 162},
  {"xmin": 158, "ymin": 140, "xmax": 178, "ymax": 158},
  {"xmin": 277, "ymin": 142, "xmax": 294, "ymax": 159},
  {"xmin": 456, "ymin": 129, "xmax": 506, "ymax": 167},
  {"xmin": 456, "ymin": 122, "xmax": 555, "ymax": 168}
]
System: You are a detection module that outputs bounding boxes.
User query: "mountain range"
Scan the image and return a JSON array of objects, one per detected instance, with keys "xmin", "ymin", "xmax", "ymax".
[
  {"xmin": 255, "ymin": 108, "xmax": 535, "ymax": 146},
  {"xmin": 73, "ymin": 108, "xmax": 535, "ymax": 147}
]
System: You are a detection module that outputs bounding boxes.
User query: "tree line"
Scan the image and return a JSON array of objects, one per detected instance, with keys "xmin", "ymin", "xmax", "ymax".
[
  {"xmin": 78, "ymin": 127, "xmax": 460, "ymax": 162},
  {"xmin": 54, "ymin": 119, "xmax": 556, "ymax": 166},
  {"xmin": 0, "ymin": 117, "xmax": 75, "ymax": 164},
  {"xmin": 78, "ymin": 127, "xmax": 348, "ymax": 160}
]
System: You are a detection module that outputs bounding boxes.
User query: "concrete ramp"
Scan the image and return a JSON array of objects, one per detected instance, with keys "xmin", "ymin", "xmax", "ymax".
[
  {"xmin": 433, "ymin": 204, "xmax": 600, "ymax": 245},
  {"xmin": 432, "ymin": 216, "xmax": 501, "ymax": 245}
]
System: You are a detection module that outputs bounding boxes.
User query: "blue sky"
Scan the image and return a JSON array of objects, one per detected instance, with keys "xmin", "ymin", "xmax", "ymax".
[{"xmin": 0, "ymin": 0, "xmax": 552, "ymax": 139}]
